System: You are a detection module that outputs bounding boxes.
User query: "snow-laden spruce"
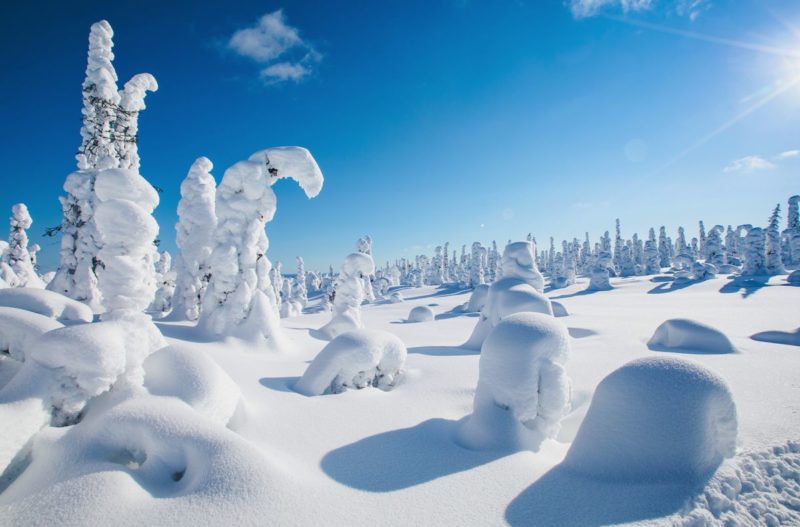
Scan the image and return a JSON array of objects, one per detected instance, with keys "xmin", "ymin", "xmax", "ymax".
[
  {"xmin": 200, "ymin": 147, "xmax": 323, "ymax": 342},
  {"xmin": 171, "ymin": 157, "xmax": 217, "ymax": 321},
  {"xmin": 150, "ymin": 251, "xmax": 176, "ymax": 318},
  {"xmin": 465, "ymin": 241, "xmax": 551, "ymax": 349},
  {"xmin": 7, "ymin": 204, "xmax": 43, "ymax": 288},
  {"xmin": 295, "ymin": 329, "xmax": 407, "ymax": 396},
  {"xmin": 563, "ymin": 356, "xmax": 737, "ymax": 482},
  {"xmin": 317, "ymin": 250, "xmax": 375, "ymax": 340},
  {"xmin": 458, "ymin": 312, "xmax": 571, "ymax": 451}
]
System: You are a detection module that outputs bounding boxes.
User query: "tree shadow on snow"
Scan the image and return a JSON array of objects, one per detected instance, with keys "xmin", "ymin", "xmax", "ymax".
[
  {"xmin": 407, "ymin": 345, "xmax": 478, "ymax": 356},
  {"xmin": 751, "ymin": 328, "xmax": 800, "ymax": 347},
  {"xmin": 320, "ymin": 418, "xmax": 506, "ymax": 492},
  {"xmin": 505, "ymin": 465, "xmax": 706, "ymax": 527},
  {"xmin": 567, "ymin": 327, "xmax": 597, "ymax": 339},
  {"xmin": 718, "ymin": 276, "xmax": 769, "ymax": 298},
  {"xmin": 153, "ymin": 322, "xmax": 216, "ymax": 343},
  {"xmin": 406, "ymin": 284, "xmax": 473, "ymax": 301},
  {"xmin": 259, "ymin": 376, "xmax": 300, "ymax": 393},
  {"xmin": 647, "ymin": 277, "xmax": 702, "ymax": 295},
  {"xmin": 549, "ymin": 289, "xmax": 605, "ymax": 300},
  {"xmin": 436, "ymin": 309, "xmax": 479, "ymax": 321}
]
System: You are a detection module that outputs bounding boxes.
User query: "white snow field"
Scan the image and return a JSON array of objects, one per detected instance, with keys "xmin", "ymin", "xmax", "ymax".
[{"xmin": 0, "ymin": 275, "xmax": 798, "ymax": 526}]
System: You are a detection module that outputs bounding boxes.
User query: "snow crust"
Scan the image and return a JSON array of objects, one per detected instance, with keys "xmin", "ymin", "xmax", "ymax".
[
  {"xmin": 564, "ymin": 356, "xmax": 738, "ymax": 482},
  {"xmin": 0, "ymin": 288, "xmax": 93, "ymax": 322},
  {"xmin": 648, "ymin": 318, "xmax": 736, "ymax": 354},
  {"xmin": 295, "ymin": 329, "xmax": 407, "ymax": 396}
]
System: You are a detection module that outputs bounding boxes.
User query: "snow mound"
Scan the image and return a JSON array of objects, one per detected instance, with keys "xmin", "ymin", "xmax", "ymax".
[
  {"xmin": 408, "ymin": 305, "xmax": 434, "ymax": 323},
  {"xmin": 563, "ymin": 356, "xmax": 738, "ymax": 482},
  {"xmin": 295, "ymin": 329, "xmax": 407, "ymax": 396},
  {"xmin": 751, "ymin": 328, "xmax": 800, "ymax": 347},
  {"xmin": 0, "ymin": 307, "xmax": 63, "ymax": 362},
  {"xmin": 144, "ymin": 346, "xmax": 241, "ymax": 426},
  {"xmin": 674, "ymin": 441, "xmax": 800, "ymax": 526},
  {"xmin": 551, "ymin": 300, "xmax": 568, "ymax": 317},
  {"xmin": 0, "ymin": 288, "xmax": 92, "ymax": 322},
  {"xmin": 466, "ymin": 284, "xmax": 489, "ymax": 312},
  {"xmin": 788, "ymin": 270, "xmax": 800, "ymax": 285},
  {"xmin": 458, "ymin": 312, "xmax": 571, "ymax": 452},
  {"xmin": 389, "ymin": 291, "xmax": 404, "ymax": 303},
  {"xmin": 648, "ymin": 318, "xmax": 736, "ymax": 354},
  {"xmin": 0, "ymin": 396, "xmax": 291, "ymax": 526}
]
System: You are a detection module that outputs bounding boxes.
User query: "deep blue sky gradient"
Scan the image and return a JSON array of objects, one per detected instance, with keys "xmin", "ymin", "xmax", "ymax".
[{"xmin": 1, "ymin": 0, "xmax": 799, "ymax": 271}]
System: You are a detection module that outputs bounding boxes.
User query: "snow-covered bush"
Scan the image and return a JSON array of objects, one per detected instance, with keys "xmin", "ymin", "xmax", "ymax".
[
  {"xmin": 143, "ymin": 346, "xmax": 241, "ymax": 426},
  {"xmin": 0, "ymin": 288, "xmax": 93, "ymax": 322},
  {"xmin": 7, "ymin": 204, "xmax": 43, "ymax": 288},
  {"xmin": 563, "ymin": 356, "xmax": 737, "ymax": 481},
  {"xmin": 458, "ymin": 312, "xmax": 571, "ymax": 451},
  {"xmin": 0, "ymin": 307, "xmax": 63, "ymax": 362},
  {"xmin": 691, "ymin": 261, "xmax": 717, "ymax": 281},
  {"xmin": 318, "ymin": 251, "xmax": 375, "ymax": 340},
  {"xmin": 408, "ymin": 305, "xmax": 434, "ymax": 322},
  {"xmin": 465, "ymin": 241, "xmax": 551, "ymax": 349},
  {"xmin": 648, "ymin": 318, "xmax": 736, "ymax": 354},
  {"xmin": 295, "ymin": 329, "xmax": 407, "ymax": 396},
  {"xmin": 172, "ymin": 157, "xmax": 217, "ymax": 321},
  {"xmin": 587, "ymin": 250, "xmax": 612, "ymax": 291},
  {"xmin": 466, "ymin": 283, "xmax": 489, "ymax": 312},
  {"xmin": 201, "ymin": 147, "xmax": 323, "ymax": 342}
]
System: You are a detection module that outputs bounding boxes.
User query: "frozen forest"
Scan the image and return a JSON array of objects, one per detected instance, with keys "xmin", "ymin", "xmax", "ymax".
[{"xmin": 1, "ymin": 9, "xmax": 800, "ymax": 527}]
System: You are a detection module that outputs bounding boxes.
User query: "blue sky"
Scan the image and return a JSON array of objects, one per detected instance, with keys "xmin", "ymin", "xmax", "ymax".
[{"xmin": 1, "ymin": 0, "xmax": 799, "ymax": 272}]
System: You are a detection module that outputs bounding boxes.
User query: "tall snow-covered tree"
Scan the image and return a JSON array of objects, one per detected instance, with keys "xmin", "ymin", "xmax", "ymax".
[
  {"xmin": 293, "ymin": 256, "xmax": 309, "ymax": 307},
  {"xmin": 201, "ymin": 147, "xmax": 323, "ymax": 342},
  {"xmin": 171, "ymin": 157, "xmax": 217, "ymax": 321},
  {"xmin": 766, "ymin": 204, "xmax": 785, "ymax": 275},
  {"xmin": 657, "ymin": 226, "xmax": 671, "ymax": 268},
  {"xmin": 741, "ymin": 226, "xmax": 767, "ymax": 276},
  {"xmin": 7, "ymin": 204, "xmax": 43, "ymax": 288},
  {"xmin": 705, "ymin": 225, "xmax": 726, "ymax": 267},
  {"xmin": 644, "ymin": 238, "xmax": 659, "ymax": 274},
  {"xmin": 783, "ymin": 195, "xmax": 800, "ymax": 267}
]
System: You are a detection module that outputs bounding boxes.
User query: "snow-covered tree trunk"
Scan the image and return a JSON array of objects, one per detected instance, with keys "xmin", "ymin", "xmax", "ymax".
[{"xmin": 200, "ymin": 147, "xmax": 323, "ymax": 342}]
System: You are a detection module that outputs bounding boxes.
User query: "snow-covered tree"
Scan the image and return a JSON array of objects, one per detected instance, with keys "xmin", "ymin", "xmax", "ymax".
[
  {"xmin": 7, "ymin": 204, "xmax": 43, "ymax": 288},
  {"xmin": 200, "ymin": 147, "xmax": 323, "ymax": 342},
  {"xmin": 657, "ymin": 226, "xmax": 671, "ymax": 268},
  {"xmin": 785, "ymin": 195, "xmax": 800, "ymax": 267},
  {"xmin": 293, "ymin": 256, "xmax": 308, "ymax": 307},
  {"xmin": 766, "ymin": 204, "xmax": 785, "ymax": 275},
  {"xmin": 357, "ymin": 235, "xmax": 376, "ymax": 302},
  {"xmin": 644, "ymin": 238, "xmax": 659, "ymax": 274},
  {"xmin": 741, "ymin": 227, "xmax": 767, "ymax": 276},
  {"xmin": 318, "ymin": 250, "xmax": 375, "ymax": 339},
  {"xmin": 171, "ymin": 157, "xmax": 217, "ymax": 321},
  {"xmin": 150, "ymin": 250, "xmax": 176, "ymax": 317},
  {"xmin": 705, "ymin": 225, "xmax": 725, "ymax": 267},
  {"xmin": 115, "ymin": 74, "xmax": 158, "ymax": 171},
  {"xmin": 470, "ymin": 242, "xmax": 486, "ymax": 287}
]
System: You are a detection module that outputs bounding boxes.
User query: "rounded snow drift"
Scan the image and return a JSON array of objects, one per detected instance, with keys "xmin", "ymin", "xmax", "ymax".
[
  {"xmin": 551, "ymin": 301, "xmax": 568, "ymax": 318},
  {"xmin": 788, "ymin": 270, "xmax": 800, "ymax": 285},
  {"xmin": 467, "ymin": 284, "xmax": 490, "ymax": 313},
  {"xmin": 648, "ymin": 318, "xmax": 736, "ymax": 354},
  {"xmin": 563, "ymin": 356, "xmax": 737, "ymax": 482},
  {"xmin": 408, "ymin": 305, "xmax": 434, "ymax": 323},
  {"xmin": 0, "ymin": 288, "xmax": 93, "ymax": 323},
  {"xmin": 389, "ymin": 292, "xmax": 404, "ymax": 303},
  {"xmin": 295, "ymin": 329, "xmax": 407, "ymax": 396},
  {"xmin": 458, "ymin": 312, "xmax": 571, "ymax": 452}
]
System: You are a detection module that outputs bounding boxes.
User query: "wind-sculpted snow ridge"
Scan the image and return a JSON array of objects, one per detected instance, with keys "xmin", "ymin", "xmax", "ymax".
[
  {"xmin": 465, "ymin": 241, "xmax": 552, "ymax": 349},
  {"xmin": 295, "ymin": 329, "xmax": 407, "ymax": 396},
  {"xmin": 0, "ymin": 288, "xmax": 93, "ymax": 322},
  {"xmin": 144, "ymin": 346, "xmax": 242, "ymax": 427},
  {"xmin": 0, "ymin": 307, "xmax": 63, "ymax": 362},
  {"xmin": 458, "ymin": 312, "xmax": 571, "ymax": 452},
  {"xmin": 563, "ymin": 357, "xmax": 737, "ymax": 482},
  {"xmin": 408, "ymin": 305, "xmax": 434, "ymax": 322},
  {"xmin": 672, "ymin": 441, "xmax": 800, "ymax": 526},
  {"xmin": 0, "ymin": 396, "xmax": 296, "ymax": 527},
  {"xmin": 648, "ymin": 319, "xmax": 736, "ymax": 354}
]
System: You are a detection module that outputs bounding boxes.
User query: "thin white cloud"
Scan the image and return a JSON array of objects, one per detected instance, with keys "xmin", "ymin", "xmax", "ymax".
[
  {"xmin": 227, "ymin": 10, "xmax": 320, "ymax": 84},
  {"xmin": 779, "ymin": 149, "xmax": 800, "ymax": 159},
  {"xmin": 723, "ymin": 155, "xmax": 776, "ymax": 173},
  {"xmin": 568, "ymin": 0, "xmax": 710, "ymax": 20}
]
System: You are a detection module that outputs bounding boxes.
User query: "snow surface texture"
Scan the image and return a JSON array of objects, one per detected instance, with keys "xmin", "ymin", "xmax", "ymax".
[
  {"xmin": 408, "ymin": 305, "xmax": 434, "ymax": 323},
  {"xmin": 295, "ymin": 329, "xmax": 407, "ymax": 396},
  {"xmin": 143, "ymin": 346, "xmax": 241, "ymax": 427},
  {"xmin": 648, "ymin": 318, "xmax": 736, "ymax": 354},
  {"xmin": 563, "ymin": 356, "xmax": 737, "ymax": 482},
  {"xmin": 0, "ymin": 288, "xmax": 93, "ymax": 322},
  {"xmin": 201, "ymin": 147, "xmax": 323, "ymax": 341},
  {"xmin": 465, "ymin": 241, "xmax": 552, "ymax": 349},
  {"xmin": 317, "ymin": 252, "xmax": 375, "ymax": 340},
  {"xmin": 458, "ymin": 312, "xmax": 570, "ymax": 452},
  {"xmin": 0, "ymin": 308, "xmax": 62, "ymax": 362}
]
